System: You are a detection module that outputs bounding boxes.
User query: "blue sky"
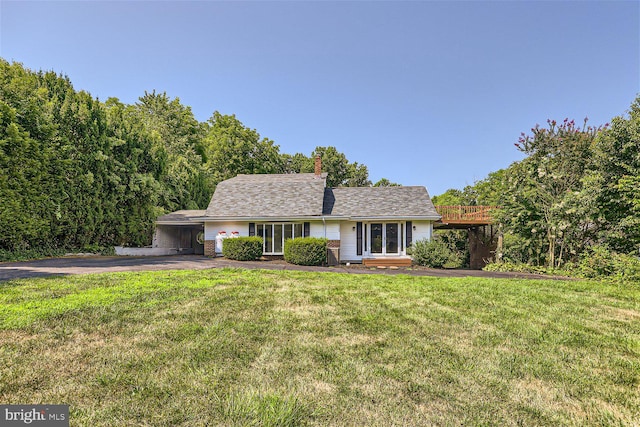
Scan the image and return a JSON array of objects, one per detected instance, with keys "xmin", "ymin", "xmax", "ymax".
[{"xmin": 1, "ymin": 1, "xmax": 638, "ymax": 196}]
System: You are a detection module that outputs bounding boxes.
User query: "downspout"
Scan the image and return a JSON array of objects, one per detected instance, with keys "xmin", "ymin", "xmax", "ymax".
[{"xmin": 322, "ymin": 216, "xmax": 326, "ymax": 238}]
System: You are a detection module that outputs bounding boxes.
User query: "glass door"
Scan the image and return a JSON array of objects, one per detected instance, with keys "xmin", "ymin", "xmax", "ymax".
[
  {"xmin": 371, "ymin": 223, "xmax": 383, "ymax": 254},
  {"xmin": 367, "ymin": 222, "xmax": 401, "ymax": 255},
  {"xmin": 386, "ymin": 223, "xmax": 398, "ymax": 254}
]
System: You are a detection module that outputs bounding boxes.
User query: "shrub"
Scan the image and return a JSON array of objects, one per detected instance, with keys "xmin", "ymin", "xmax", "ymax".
[
  {"xmin": 222, "ymin": 237, "xmax": 263, "ymax": 261},
  {"xmin": 410, "ymin": 238, "xmax": 462, "ymax": 268},
  {"xmin": 577, "ymin": 245, "xmax": 617, "ymax": 278},
  {"xmin": 284, "ymin": 237, "xmax": 327, "ymax": 266},
  {"xmin": 0, "ymin": 247, "xmax": 67, "ymax": 262},
  {"xmin": 577, "ymin": 245, "xmax": 640, "ymax": 284},
  {"xmin": 483, "ymin": 261, "xmax": 549, "ymax": 274}
]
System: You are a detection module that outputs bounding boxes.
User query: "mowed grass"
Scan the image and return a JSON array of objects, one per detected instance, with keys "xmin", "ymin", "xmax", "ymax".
[{"xmin": 1, "ymin": 269, "xmax": 639, "ymax": 426}]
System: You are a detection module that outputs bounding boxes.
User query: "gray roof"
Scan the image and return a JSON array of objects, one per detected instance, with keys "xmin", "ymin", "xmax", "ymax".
[
  {"xmin": 156, "ymin": 210, "xmax": 206, "ymax": 223},
  {"xmin": 323, "ymin": 186, "xmax": 440, "ymax": 219},
  {"xmin": 205, "ymin": 173, "xmax": 328, "ymax": 218}
]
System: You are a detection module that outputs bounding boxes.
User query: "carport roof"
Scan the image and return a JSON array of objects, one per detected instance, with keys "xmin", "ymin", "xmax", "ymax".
[{"xmin": 156, "ymin": 210, "xmax": 205, "ymax": 224}]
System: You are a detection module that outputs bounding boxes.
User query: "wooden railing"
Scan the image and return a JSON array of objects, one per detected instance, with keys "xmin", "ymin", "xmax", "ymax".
[{"xmin": 435, "ymin": 206, "xmax": 500, "ymax": 224}]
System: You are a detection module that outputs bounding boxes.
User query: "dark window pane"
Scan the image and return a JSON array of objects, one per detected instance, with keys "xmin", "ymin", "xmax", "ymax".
[
  {"xmin": 265, "ymin": 224, "xmax": 273, "ymax": 253},
  {"xmin": 274, "ymin": 224, "xmax": 283, "ymax": 253},
  {"xmin": 294, "ymin": 223, "xmax": 302, "ymax": 238},
  {"xmin": 371, "ymin": 223, "xmax": 382, "ymax": 254},
  {"xmin": 386, "ymin": 223, "xmax": 398, "ymax": 254},
  {"xmin": 284, "ymin": 224, "xmax": 293, "ymax": 241}
]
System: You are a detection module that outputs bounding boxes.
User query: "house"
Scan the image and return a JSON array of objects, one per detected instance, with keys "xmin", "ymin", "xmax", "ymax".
[{"xmin": 153, "ymin": 157, "xmax": 441, "ymax": 264}]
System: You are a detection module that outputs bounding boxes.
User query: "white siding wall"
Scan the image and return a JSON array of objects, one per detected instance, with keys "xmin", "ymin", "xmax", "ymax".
[
  {"xmin": 304, "ymin": 220, "xmax": 340, "ymax": 239},
  {"xmin": 411, "ymin": 221, "xmax": 433, "ymax": 243},
  {"xmin": 204, "ymin": 222, "xmax": 248, "ymax": 240},
  {"xmin": 309, "ymin": 221, "xmax": 324, "ymax": 238},
  {"xmin": 340, "ymin": 221, "xmax": 360, "ymax": 261}
]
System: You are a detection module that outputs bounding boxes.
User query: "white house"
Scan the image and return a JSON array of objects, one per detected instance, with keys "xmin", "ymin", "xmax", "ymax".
[{"xmin": 154, "ymin": 158, "xmax": 441, "ymax": 264}]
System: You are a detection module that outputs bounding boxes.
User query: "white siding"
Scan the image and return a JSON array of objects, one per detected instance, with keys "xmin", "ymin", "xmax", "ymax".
[
  {"xmin": 308, "ymin": 220, "xmax": 340, "ymax": 239},
  {"xmin": 340, "ymin": 221, "xmax": 361, "ymax": 261},
  {"xmin": 204, "ymin": 221, "xmax": 248, "ymax": 240},
  {"xmin": 411, "ymin": 221, "xmax": 433, "ymax": 243},
  {"xmin": 309, "ymin": 221, "xmax": 324, "ymax": 238}
]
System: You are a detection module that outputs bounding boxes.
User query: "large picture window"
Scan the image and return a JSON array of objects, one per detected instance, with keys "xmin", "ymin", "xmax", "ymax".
[{"xmin": 255, "ymin": 223, "xmax": 306, "ymax": 254}]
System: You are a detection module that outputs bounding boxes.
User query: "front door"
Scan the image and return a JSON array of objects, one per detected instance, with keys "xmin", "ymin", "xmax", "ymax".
[{"xmin": 369, "ymin": 223, "xmax": 400, "ymax": 256}]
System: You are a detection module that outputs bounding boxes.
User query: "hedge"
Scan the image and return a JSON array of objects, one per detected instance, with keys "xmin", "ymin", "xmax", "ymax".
[
  {"xmin": 284, "ymin": 237, "xmax": 328, "ymax": 266},
  {"xmin": 222, "ymin": 236, "xmax": 263, "ymax": 261}
]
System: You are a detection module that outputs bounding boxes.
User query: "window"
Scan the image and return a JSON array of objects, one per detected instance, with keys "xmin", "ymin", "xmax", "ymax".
[{"xmin": 255, "ymin": 222, "xmax": 306, "ymax": 254}]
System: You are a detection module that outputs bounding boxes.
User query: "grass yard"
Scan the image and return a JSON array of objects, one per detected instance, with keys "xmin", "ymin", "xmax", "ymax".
[{"xmin": 1, "ymin": 269, "xmax": 639, "ymax": 426}]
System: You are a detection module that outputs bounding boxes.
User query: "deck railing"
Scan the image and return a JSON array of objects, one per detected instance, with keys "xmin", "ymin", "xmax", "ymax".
[{"xmin": 435, "ymin": 205, "xmax": 500, "ymax": 224}]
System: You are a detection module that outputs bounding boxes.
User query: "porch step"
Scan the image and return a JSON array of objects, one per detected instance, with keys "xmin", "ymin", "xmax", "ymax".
[{"xmin": 363, "ymin": 258, "xmax": 412, "ymax": 267}]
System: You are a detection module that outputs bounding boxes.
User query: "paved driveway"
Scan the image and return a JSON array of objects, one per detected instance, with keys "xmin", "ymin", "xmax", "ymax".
[{"xmin": 0, "ymin": 255, "xmax": 564, "ymax": 282}]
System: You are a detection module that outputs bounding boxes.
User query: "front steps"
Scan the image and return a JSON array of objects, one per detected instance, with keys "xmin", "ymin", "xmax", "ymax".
[{"xmin": 362, "ymin": 257, "xmax": 412, "ymax": 268}]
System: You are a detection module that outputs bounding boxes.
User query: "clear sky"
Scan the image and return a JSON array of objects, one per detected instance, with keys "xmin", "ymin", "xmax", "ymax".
[{"xmin": 1, "ymin": 1, "xmax": 638, "ymax": 196}]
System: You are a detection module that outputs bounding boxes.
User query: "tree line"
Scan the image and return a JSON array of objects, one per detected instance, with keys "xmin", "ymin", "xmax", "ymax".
[
  {"xmin": 433, "ymin": 96, "xmax": 640, "ymax": 269},
  {"xmin": 0, "ymin": 60, "xmax": 382, "ymax": 254}
]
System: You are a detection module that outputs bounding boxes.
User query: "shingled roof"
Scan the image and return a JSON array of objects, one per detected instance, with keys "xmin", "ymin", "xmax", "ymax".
[
  {"xmin": 205, "ymin": 173, "xmax": 328, "ymax": 218},
  {"xmin": 323, "ymin": 186, "xmax": 440, "ymax": 219}
]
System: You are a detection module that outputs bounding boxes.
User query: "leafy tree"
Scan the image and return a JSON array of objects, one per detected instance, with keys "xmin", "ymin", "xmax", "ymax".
[
  {"xmin": 502, "ymin": 118, "xmax": 602, "ymax": 267},
  {"xmin": 204, "ymin": 112, "xmax": 284, "ymax": 184},
  {"xmin": 432, "ymin": 189, "xmax": 466, "ymax": 206},
  {"xmin": 346, "ymin": 162, "xmax": 371, "ymax": 187},
  {"xmin": 463, "ymin": 168, "xmax": 510, "ymax": 206},
  {"xmin": 137, "ymin": 91, "xmax": 210, "ymax": 210},
  {"xmin": 282, "ymin": 146, "xmax": 371, "ymax": 187},
  {"xmin": 591, "ymin": 96, "xmax": 640, "ymax": 253},
  {"xmin": 309, "ymin": 146, "xmax": 371, "ymax": 187},
  {"xmin": 282, "ymin": 152, "xmax": 312, "ymax": 174},
  {"xmin": 373, "ymin": 178, "xmax": 401, "ymax": 187}
]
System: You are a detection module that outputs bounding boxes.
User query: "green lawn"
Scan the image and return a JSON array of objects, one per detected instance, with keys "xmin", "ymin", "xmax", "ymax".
[{"xmin": 1, "ymin": 269, "xmax": 638, "ymax": 426}]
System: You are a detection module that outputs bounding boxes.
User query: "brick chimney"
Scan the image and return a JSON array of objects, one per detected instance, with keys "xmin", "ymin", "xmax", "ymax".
[{"xmin": 314, "ymin": 155, "xmax": 322, "ymax": 176}]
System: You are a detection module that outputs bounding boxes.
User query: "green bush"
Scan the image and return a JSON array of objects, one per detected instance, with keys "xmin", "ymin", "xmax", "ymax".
[
  {"xmin": 410, "ymin": 238, "xmax": 462, "ymax": 268},
  {"xmin": 577, "ymin": 245, "xmax": 640, "ymax": 284},
  {"xmin": 284, "ymin": 237, "xmax": 327, "ymax": 266},
  {"xmin": 484, "ymin": 247, "xmax": 640, "ymax": 284},
  {"xmin": 483, "ymin": 261, "xmax": 550, "ymax": 275},
  {"xmin": 0, "ymin": 247, "xmax": 67, "ymax": 262},
  {"xmin": 222, "ymin": 237, "xmax": 263, "ymax": 261}
]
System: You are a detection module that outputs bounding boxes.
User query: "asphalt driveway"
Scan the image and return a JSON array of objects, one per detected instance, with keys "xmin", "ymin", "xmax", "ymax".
[{"xmin": 0, "ymin": 255, "xmax": 565, "ymax": 282}]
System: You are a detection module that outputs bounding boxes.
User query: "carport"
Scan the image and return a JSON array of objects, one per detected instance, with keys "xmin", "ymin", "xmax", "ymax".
[{"xmin": 153, "ymin": 210, "xmax": 205, "ymax": 255}]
